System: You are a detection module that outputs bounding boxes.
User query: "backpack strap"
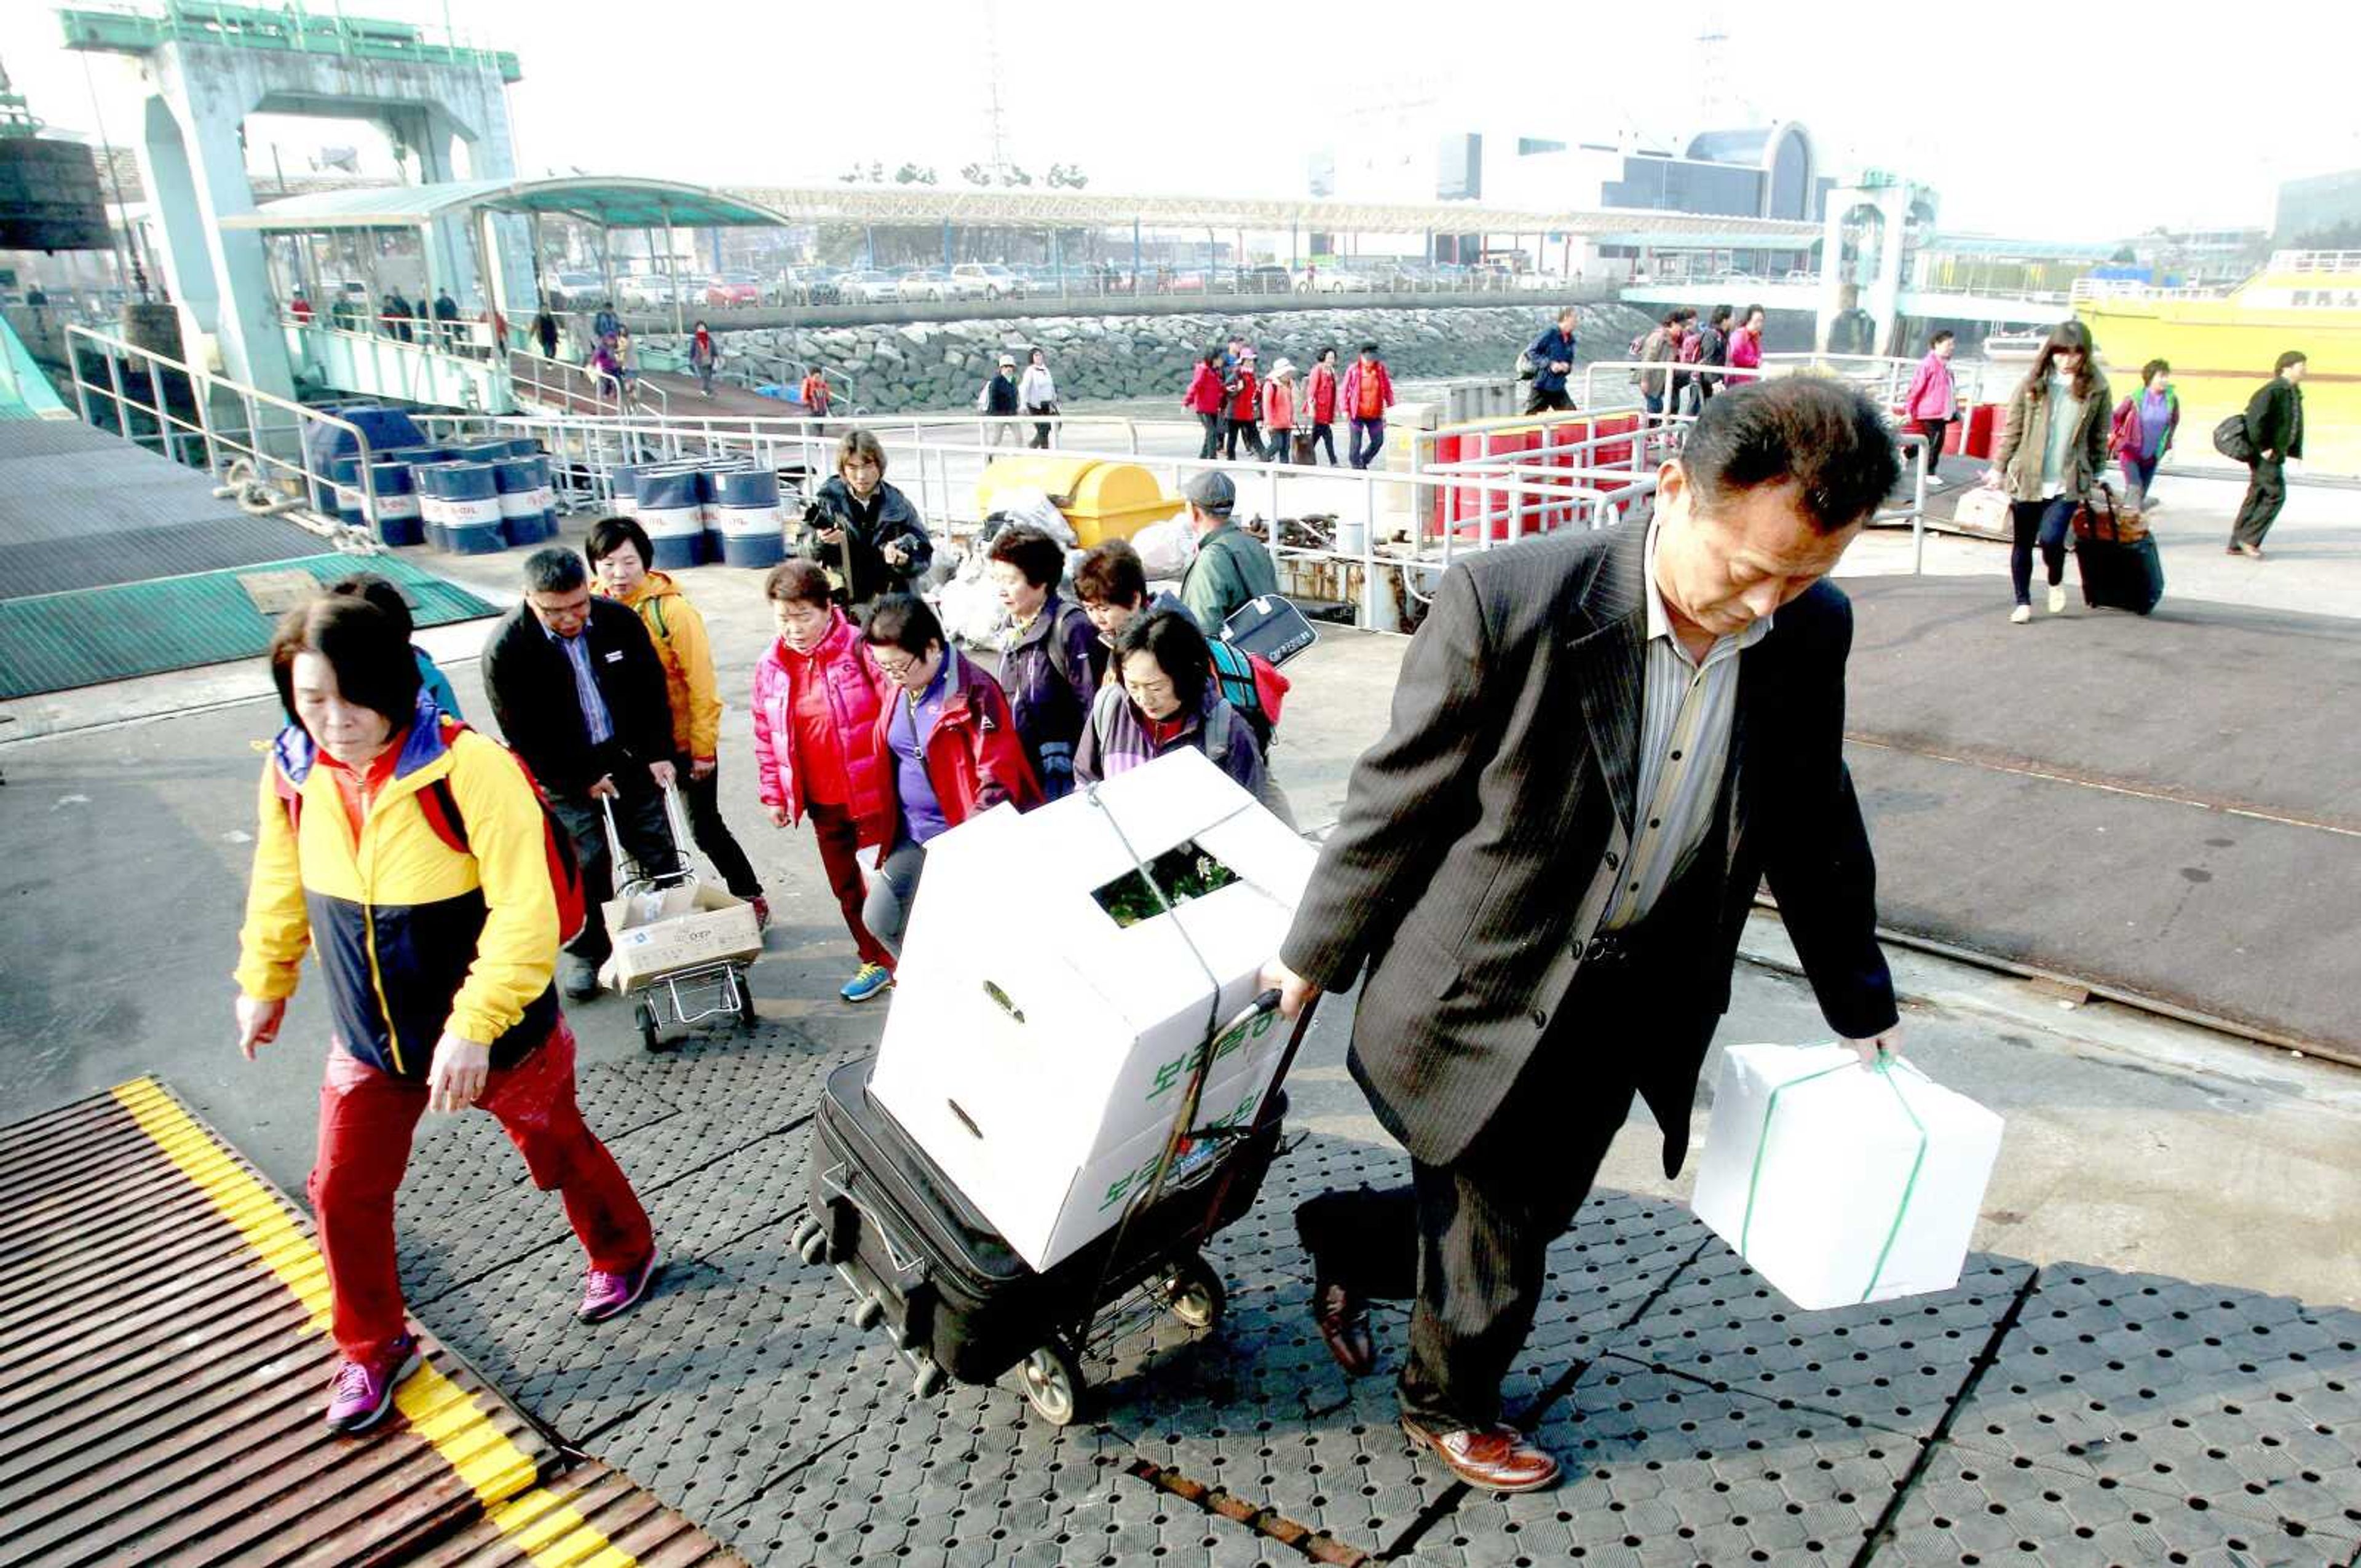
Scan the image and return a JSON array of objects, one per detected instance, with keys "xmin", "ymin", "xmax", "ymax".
[{"xmin": 1043, "ymin": 601, "xmax": 1089, "ymax": 690}]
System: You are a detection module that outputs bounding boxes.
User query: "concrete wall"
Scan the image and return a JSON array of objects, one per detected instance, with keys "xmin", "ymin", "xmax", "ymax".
[{"xmin": 649, "ymin": 301, "xmax": 1658, "ymax": 416}]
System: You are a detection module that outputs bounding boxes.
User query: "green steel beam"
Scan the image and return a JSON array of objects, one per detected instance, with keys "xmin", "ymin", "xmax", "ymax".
[{"xmin": 58, "ymin": 5, "xmax": 522, "ymax": 84}]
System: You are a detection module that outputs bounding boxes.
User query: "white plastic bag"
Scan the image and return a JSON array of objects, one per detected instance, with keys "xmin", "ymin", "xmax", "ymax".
[
  {"xmin": 980, "ymin": 486, "xmax": 1077, "ymax": 546},
  {"xmin": 1129, "ymin": 518, "xmax": 1196, "ymax": 581}
]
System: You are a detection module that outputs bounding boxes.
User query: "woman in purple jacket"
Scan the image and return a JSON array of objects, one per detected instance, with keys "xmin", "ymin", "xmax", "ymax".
[{"xmin": 1074, "ymin": 607, "xmax": 1267, "ymax": 795}]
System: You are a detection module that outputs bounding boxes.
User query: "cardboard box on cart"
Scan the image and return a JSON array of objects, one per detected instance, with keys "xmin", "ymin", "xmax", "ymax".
[
  {"xmin": 868, "ymin": 748, "xmax": 1316, "ymax": 1272},
  {"xmin": 601, "ymin": 881, "xmax": 762, "ymax": 991}
]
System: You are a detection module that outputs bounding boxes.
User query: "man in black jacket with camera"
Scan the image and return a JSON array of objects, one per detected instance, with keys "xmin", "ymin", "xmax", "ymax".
[{"xmin": 483, "ymin": 546, "xmax": 680, "ymax": 998}]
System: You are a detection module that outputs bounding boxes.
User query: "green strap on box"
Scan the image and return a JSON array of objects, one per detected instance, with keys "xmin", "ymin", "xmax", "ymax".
[{"xmin": 1738, "ymin": 1054, "xmax": 1932, "ymax": 1304}]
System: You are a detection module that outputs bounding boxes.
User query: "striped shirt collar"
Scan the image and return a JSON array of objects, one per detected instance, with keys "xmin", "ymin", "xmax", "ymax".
[{"xmin": 1642, "ymin": 522, "xmax": 1774, "ymax": 667}]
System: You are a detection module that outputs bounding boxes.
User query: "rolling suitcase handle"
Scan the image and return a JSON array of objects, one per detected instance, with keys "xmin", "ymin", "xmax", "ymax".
[{"xmin": 601, "ymin": 780, "xmax": 695, "ymax": 897}]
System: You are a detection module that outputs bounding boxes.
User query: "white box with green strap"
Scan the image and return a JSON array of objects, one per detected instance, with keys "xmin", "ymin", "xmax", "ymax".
[{"xmin": 1690, "ymin": 1043, "xmax": 2005, "ymax": 1311}]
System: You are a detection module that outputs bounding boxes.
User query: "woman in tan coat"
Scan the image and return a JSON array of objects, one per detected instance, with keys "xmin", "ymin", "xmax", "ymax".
[{"xmin": 1982, "ymin": 320, "xmax": 2111, "ymax": 624}]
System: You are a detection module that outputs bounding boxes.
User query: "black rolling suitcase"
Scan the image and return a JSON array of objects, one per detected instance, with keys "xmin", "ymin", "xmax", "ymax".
[
  {"xmin": 790, "ymin": 995, "xmax": 1308, "ymax": 1425},
  {"xmin": 2073, "ymin": 486, "xmax": 2164, "ymax": 615}
]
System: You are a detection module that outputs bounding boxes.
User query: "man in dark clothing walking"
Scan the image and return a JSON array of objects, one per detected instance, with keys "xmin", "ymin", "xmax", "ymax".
[
  {"xmin": 1693, "ymin": 305, "xmax": 1732, "ymax": 403},
  {"xmin": 1522, "ymin": 308, "xmax": 1579, "ymax": 415},
  {"xmin": 1265, "ymin": 379, "xmax": 1905, "ymax": 1495},
  {"xmin": 983, "ymin": 354, "xmax": 1022, "ymax": 447},
  {"xmin": 2231, "ymin": 350, "xmax": 2306, "ymax": 557},
  {"xmin": 482, "ymin": 548, "xmax": 681, "ymax": 1000}
]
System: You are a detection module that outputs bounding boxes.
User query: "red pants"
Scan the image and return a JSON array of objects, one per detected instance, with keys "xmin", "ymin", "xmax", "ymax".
[
  {"xmin": 307, "ymin": 1018, "xmax": 652, "ymax": 1360},
  {"xmin": 808, "ymin": 799, "xmax": 894, "ymax": 971}
]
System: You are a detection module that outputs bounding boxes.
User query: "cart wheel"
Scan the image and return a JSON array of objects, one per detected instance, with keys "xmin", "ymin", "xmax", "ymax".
[
  {"xmin": 1018, "ymin": 1338, "xmax": 1086, "ymax": 1427},
  {"xmin": 735, "ymin": 971, "xmax": 758, "ymax": 1030},
  {"xmin": 912, "ymin": 1358, "xmax": 947, "ymax": 1400},
  {"xmin": 634, "ymin": 1000, "xmax": 662, "ymax": 1054},
  {"xmin": 787, "ymin": 1215, "xmax": 821, "ymax": 1255},
  {"xmin": 1164, "ymin": 1254, "xmax": 1227, "ymax": 1331},
  {"xmin": 798, "ymin": 1229, "xmax": 829, "ymax": 1266},
  {"xmin": 850, "ymin": 1293, "xmax": 886, "ymax": 1330}
]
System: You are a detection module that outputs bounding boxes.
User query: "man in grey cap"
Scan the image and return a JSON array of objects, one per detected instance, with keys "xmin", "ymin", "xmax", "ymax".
[{"xmin": 1178, "ymin": 470, "xmax": 1280, "ymax": 632}]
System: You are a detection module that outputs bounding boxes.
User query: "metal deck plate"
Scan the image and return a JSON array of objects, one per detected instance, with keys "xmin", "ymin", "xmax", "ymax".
[
  {"xmin": 1608, "ymin": 1243, "xmax": 2039, "ymax": 1437},
  {"xmin": 1945, "ymin": 1263, "xmax": 2361, "ymax": 1543},
  {"xmin": 1873, "ymin": 1443, "xmax": 2359, "ymax": 1567},
  {"xmin": 1430, "ymin": 1358, "xmax": 1926, "ymax": 1566},
  {"xmin": 1097, "ymin": 1135, "xmax": 1707, "ymax": 1557}
]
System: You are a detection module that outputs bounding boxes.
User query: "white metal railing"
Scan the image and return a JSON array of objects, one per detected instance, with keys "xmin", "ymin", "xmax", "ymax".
[{"xmin": 67, "ymin": 324, "xmax": 381, "ymax": 551}]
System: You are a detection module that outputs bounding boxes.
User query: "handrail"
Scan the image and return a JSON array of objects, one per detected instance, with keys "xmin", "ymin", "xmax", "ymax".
[{"xmin": 68, "ymin": 323, "xmax": 381, "ymax": 551}]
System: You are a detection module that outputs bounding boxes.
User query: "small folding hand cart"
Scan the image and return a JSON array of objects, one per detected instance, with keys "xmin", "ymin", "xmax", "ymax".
[{"xmin": 601, "ymin": 785, "xmax": 762, "ymax": 1051}]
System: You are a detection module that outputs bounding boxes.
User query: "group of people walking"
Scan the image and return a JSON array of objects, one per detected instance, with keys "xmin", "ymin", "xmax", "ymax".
[
  {"xmin": 1183, "ymin": 340, "xmax": 1397, "ymax": 468},
  {"xmin": 1632, "ymin": 304, "xmax": 1765, "ymax": 415}
]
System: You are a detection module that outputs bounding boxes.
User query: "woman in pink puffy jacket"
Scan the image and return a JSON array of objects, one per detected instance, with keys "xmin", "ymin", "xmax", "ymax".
[{"xmin": 751, "ymin": 559, "xmax": 898, "ymax": 1004}]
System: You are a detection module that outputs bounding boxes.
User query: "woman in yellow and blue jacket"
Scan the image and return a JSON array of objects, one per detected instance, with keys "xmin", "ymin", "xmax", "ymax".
[{"xmin": 234, "ymin": 594, "xmax": 658, "ymax": 1436}]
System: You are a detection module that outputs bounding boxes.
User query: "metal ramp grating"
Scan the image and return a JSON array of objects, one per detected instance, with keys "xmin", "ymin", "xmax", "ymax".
[{"xmin": 0, "ymin": 552, "xmax": 496, "ymax": 699}]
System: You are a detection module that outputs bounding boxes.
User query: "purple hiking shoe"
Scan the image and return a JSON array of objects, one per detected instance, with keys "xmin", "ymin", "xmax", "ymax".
[
  {"xmin": 323, "ymin": 1333, "xmax": 421, "ymax": 1434},
  {"xmin": 578, "ymin": 1247, "xmax": 662, "ymax": 1323}
]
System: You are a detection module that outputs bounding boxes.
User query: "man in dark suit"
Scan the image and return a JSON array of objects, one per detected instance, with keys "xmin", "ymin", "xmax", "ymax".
[
  {"xmin": 483, "ymin": 546, "xmax": 679, "ymax": 999},
  {"xmin": 1264, "ymin": 378, "xmax": 1907, "ymax": 1493},
  {"xmin": 2231, "ymin": 350, "xmax": 2306, "ymax": 558}
]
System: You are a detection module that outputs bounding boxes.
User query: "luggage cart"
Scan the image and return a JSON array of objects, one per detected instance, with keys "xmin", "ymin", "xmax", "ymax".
[
  {"xmin": 603, "ymin": 786, "xmax": 759, "ymax": 1052},
  {"xmin": 791, "ymin": 989, "xmax": 1316, "ymax": 1425}
]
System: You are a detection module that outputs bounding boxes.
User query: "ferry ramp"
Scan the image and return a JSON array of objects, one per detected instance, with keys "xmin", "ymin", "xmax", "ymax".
[
  {"xmin": 0, "ymin": 419, "xmax": 496, "ymax": 701},
  {"xmin": 0, "ymin": 1078, "xmax": 743, "ymax": 1567}
]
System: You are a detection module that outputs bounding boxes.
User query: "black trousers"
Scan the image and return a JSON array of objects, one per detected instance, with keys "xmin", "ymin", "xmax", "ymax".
[
  {"xmin": 1522, "ymin": 386, "xmax": 1575, "ymax": 416},
  {"xmin": 676, "ymin": 755, "xmax": 762, "ymax": 899},
  {"xmin": 1197, "ymin": 412, "xmax": 1224, "ymax": 459},
  {"xmin": 1307, "ymin": 422, "xmax": 1339, "ymax": 464},
  {"xmin": 1224, "ymin": 416, "xmax": 1264, "ymax": 460},
  {"xmin": 2232, "ymin": 457, "xmax": 2285, "ymax": 548},
  {"xmin": 1297, "ymin": 982, "xmax": 1641, "ymax": 1433}
]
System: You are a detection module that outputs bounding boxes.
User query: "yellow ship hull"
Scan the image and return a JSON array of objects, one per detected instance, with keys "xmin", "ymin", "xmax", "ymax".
[{"xmin": 2074, "ymin": 296, "xmax": 2359, "ymax": 473}]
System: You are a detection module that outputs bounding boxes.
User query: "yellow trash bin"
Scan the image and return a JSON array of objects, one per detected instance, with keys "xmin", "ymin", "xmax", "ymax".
[{"xmin": 975, "ymin": 456, "xmax": 1182, "ymax": 548}]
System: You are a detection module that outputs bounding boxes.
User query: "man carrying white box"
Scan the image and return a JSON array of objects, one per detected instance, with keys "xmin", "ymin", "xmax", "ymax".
[{"xmin": 1264, "ymin": 379, "xmax": 1908, "ymax": 1495}]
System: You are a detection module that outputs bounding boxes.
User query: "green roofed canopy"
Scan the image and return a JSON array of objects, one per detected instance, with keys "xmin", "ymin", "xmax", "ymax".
[{"xmin": 219, "ymin": 177, "xmax": 793, "ymax": 232}]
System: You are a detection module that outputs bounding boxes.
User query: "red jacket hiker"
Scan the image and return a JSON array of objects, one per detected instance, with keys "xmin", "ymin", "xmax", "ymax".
[{"xmin": 1184, "ymin": 362, "xmax": 1225, "ymax": 416}]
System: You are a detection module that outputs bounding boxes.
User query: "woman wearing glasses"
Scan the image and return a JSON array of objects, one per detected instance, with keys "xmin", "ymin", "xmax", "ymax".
[
  {"xmin": 1982, "ymin": 320, "xmax": 2112, "ymax": 624},
  {"xmin": 858, "ymin": 595, "xmax": 1043, "ymax": 957}
]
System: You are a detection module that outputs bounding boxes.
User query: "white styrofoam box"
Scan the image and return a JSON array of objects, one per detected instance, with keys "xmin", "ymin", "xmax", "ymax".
[
  {"xmin": 868, "ymin": 747, "xmax": 1315, "ymax": 1271},
  {"xmin": 1690, "ymin": 1043, "xmax": 2004, "ymax": 1311}
]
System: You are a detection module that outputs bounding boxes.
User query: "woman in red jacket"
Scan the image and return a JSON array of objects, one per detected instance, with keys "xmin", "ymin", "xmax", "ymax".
[
  {"xmin": 1224, "ymin": 349, "xmax": 1264, "ymax": 460},
  {"xmin": 1184, "ymin": 349, "xmax": 1226, "ymax": 460},
  {"xmin": 859, "ymin": 594, "xmax": 1042, "ymax": 956},
  {"xmin": 752, "ymin": 559, "xmax": 898, "ymax": 1003},
  {"xmin": 1304, "ymin": 345, "xmax": 1340, "ymax": 465}
]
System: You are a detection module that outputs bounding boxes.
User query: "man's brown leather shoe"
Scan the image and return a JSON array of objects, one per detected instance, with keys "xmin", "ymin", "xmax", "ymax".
[
  {"xmin": 1400, "ymin": 1417, "xmax": 1562, "ymax": 1493},
  {"xmin": 1311, "ymin": 1278, "xmax": 1375, "ymax": 1377}
]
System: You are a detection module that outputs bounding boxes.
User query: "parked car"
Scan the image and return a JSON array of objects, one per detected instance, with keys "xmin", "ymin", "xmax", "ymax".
[
  {"xmin": 615, "ymin": 274, "xmax": 686, "ymax": 309},
  {"xmin": 705, "ymin": 271, "xmax": 762, "ymax": 307},
  {"xmin": 1238, "ymin": 264, "xmax": 1292, "ymax": 295},
  {"xmin": 838, "ymin": 270, "xmax": 903, "ymax": 305},
  {"xmin": 951, "ymin": 262, "xmax": 1026, "ymax": 300},
  {"xmin": 898, "ymin": 270, "xmax": 950, "ymax": 302},
  {"xmin": 546, "ymin": 270, "xmax": 603, "ymax": 309}
]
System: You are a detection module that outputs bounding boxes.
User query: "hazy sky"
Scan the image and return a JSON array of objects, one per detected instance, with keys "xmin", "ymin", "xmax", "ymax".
[{"xmin": 5, "ymin": 0, "xmax": 2355, "ymax": 242}]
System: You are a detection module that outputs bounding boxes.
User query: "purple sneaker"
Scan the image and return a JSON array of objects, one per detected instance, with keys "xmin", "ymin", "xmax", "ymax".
[
  {"xmin": 578, "ymin": 1247, "xmax": 662, "ymax": 1323},
  {"xmin": 323, "ymin": 1334, "xmax": 421, "ymax": 1434}
]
